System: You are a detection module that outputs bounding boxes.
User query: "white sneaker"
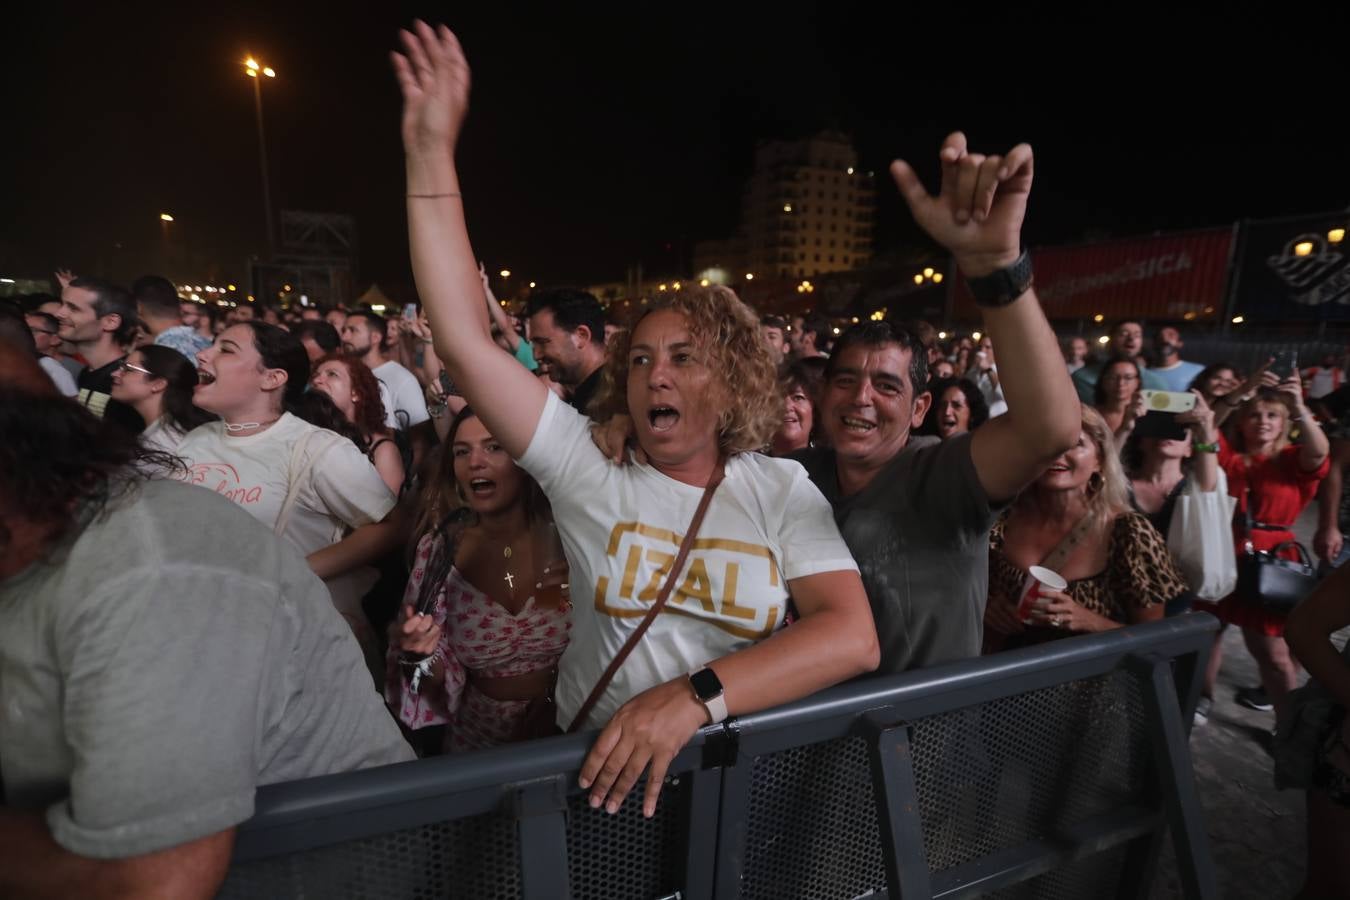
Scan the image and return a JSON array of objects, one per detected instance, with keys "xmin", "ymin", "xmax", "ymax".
[{"xmin": 1193, "ymin": 696, "xmax": 1212, "ymax": 727}]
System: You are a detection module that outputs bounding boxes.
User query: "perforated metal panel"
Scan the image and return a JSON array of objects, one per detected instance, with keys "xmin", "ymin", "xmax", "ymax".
[
  {"xmin": 913, "ymin": 670, "xmax": 1149, "ymax": 876},
  {"xmin": 567, "ymin": 775, "xmax": 686, "ymax": 900},
  {"xmin": 739, "ymin": 736, "xmax": 888, "ymax": 900},
  {"xmin": 734, "ymin": 671, "xmax": 1149, "ymax": 899},
  {"xmin": 218, "ymin": 811, "xmax": 522, "ymax": 899},
  {"xmin": 983, "ymin": 846, "xmax": 1130, "ymax": 900}
]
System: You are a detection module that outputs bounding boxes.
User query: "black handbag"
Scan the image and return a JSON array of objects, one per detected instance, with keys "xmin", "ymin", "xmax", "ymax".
[
  {"xmin": 1236, "ymin": 541, "xmax": 1318, "ymax": 612},
  {"xmin": 1234, "ymin": 487, "xmax": 1318, "ymax": 612}
]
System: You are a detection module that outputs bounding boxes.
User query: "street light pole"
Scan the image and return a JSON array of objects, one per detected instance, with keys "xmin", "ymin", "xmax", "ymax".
[{"xmin": 245, "ymin": 59, "xmax": 277, "ymax": 259}]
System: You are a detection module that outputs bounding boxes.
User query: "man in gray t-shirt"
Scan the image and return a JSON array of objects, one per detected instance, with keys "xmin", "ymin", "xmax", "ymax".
[
  {"xmin": 0, "ymin": 367, "xmax": 413, "ymax": 897},
  {"xmin": 795, "ymin": 133, "xmax": 1082, "ymax": 674}
]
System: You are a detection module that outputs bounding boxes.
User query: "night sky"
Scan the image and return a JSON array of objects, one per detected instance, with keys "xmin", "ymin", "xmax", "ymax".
[{"xmin": 4, "ymin": 4, "xmax": 1347, "ymax": 291}]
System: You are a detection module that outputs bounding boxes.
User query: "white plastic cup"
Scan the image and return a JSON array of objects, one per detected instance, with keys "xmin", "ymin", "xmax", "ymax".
[{"xmin": 1017, "ymin": 565, "xmax": 1068, "ymax": 623}]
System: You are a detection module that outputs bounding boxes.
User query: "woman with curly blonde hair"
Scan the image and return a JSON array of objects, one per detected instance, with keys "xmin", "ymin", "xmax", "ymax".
[
  {"xmin": 393, "ymin": 21, "xmax": 877, "ymax": 819},
  {"xmin": 983, "ymin": 404, "xmax": 1190, "ymax": 652},
  {"xmin": 593, "ymin": 286, "xmax": 784, "ymax": 454}
]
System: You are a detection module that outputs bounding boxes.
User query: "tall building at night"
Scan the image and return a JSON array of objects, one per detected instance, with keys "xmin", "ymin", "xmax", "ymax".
[{"xmin": 694, "ymin": 131, "xmax": 876, "ymax": 283}]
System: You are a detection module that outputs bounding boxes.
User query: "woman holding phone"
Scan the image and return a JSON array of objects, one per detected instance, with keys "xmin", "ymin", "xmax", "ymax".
[
  {"xmin": 387, "ymin": 407, "xmax": 569, "ymax": 752},
  {"xmin": 1198, "ymin": 376, "xmax": 1330, "ymax": 720}
]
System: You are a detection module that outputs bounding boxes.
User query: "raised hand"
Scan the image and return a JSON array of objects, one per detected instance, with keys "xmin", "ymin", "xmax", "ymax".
[
  {"xmin": 1277, "ymin": 374, "xmax": 1307, "ymax": 413},
  {"xmin": 1176, "ymin": 390, "xmax": 1217, "ymax": 441},
  {"xmin": 54, "ymin": 268, "xmax": 76, "ymax": 289},
  {"xmin": 391, "ymin": 21, "xmax": 471, "ymax": 159},
  {"xmin": 890, "ymin": 132, "xmax": 1033, "ymax": 277}
]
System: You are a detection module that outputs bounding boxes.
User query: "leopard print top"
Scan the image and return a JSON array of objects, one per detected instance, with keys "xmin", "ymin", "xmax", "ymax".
[{"xmin": 989, "ymin": 510, "xmax": 1188, "ymax": 629}]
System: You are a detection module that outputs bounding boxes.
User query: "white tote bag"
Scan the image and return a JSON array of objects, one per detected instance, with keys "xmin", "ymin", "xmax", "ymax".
[{"xmin": 1166, "ymin": 467, "xmax": 1238, "ymax": 601}]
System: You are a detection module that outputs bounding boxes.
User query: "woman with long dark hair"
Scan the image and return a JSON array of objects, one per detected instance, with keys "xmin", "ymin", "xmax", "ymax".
[
  {"xmin": 110, "ymin": 344, "xmax": 215, "ymax": 453},
  {"xmin": 920, "ymin": 376, "xmax": 990, "ymax": 440},
  {"xmin": 311, "ymin": 352, "xmax": 405, "ymax": 494},
  {"xmin": 387, "ymin": 406, "xmax": 569, "ymax": 752},
  {"xmin": 175, "ymin": 321, "xmax": 397, "ymax": 673}
]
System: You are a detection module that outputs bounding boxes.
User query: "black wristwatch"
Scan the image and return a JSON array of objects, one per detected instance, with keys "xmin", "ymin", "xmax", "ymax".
[
  {"xmin": 967, "ymin": 250, "xmax": 1034, "ymax": 308},
  {"xmin": 688, "ymin": 667, "xmax": 728, "ymax": 724}
]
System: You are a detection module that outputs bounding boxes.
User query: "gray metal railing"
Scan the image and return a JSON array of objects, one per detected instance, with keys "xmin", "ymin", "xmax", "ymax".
[{"xmin": 221, "ymin": 614, "xmax": 1220, "ymax": 899}]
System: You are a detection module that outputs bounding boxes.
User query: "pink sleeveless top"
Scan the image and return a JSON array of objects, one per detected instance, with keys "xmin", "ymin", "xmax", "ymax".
[{"xmin": 387, "ymin": 532, "xmax": 571, "ymax": 729}]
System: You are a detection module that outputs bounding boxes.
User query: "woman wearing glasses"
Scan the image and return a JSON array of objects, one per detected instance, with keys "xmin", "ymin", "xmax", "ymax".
[
  {"xmin": 110, "ymin": 345, "xmax": 215, "ymax": 454},
  {"xmin": 1094, "ymin": 356, "xmax": 1147, "ymax": 445}
]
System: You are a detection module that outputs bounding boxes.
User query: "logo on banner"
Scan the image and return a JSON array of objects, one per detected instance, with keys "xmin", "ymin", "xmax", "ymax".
[
  {"xmin": 593, "ymin": 522, "xmax": 783, "ymax": 640},
  {"xmin": 1267, "ymin": 234, "xmax": 1350, "ymax": 307}
]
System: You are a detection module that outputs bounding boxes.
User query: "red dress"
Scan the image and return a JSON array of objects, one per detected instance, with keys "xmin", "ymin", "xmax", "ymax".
[{"xmin": 1216, "ymin": 432, "xmax": 1328, "ymax": 635}]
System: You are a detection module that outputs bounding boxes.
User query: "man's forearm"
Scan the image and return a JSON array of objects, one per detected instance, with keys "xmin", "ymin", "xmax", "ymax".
[{"xmin": 978, "ymin": 285, "xmax": 1080, "ymax": 455}]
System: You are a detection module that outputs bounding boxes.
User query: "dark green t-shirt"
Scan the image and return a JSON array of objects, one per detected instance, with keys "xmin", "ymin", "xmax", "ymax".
[{"xmin": 794, "ymin": 433, "xmax": 999, "ymax": 674}]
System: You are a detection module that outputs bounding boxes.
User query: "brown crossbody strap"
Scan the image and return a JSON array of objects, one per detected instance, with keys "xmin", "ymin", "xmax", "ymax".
[{"xmin": 566, "ymin": 455, "xmax": 728, "ymax": 733}]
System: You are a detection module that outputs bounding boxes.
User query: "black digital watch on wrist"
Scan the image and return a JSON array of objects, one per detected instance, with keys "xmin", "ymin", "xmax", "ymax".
[{"xmin": 966, "ymin": 250, "xmax": 1034, "ymax": 308}]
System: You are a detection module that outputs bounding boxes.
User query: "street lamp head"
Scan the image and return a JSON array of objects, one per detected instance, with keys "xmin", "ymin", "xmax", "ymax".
[
  {"xmin": 159, "ymin": 213, "xmax": 174, "ymax": 222},
  {"xmin": 246, "ymin": 69, "xmax": 257, "ymax": 78},
  {"xmin": 245, "ymin": 58, "xmax": 260, "ymax": 71},
  {"xmin": 263, "ymin": 67, "xmax": 275, "ymax": 78}
]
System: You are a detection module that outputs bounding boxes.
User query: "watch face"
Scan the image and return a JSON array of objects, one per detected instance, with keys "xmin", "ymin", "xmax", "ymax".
[{"xmin": 689, "ymin": 668, "xmax": 724, "ymax": 699}]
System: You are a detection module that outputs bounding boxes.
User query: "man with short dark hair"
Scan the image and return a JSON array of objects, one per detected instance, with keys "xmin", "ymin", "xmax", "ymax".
[
  {"xmin": 793, "ymin": 134, "xmax": 1080, "ymax": 674},
  {"xmin": 1072, "ymin": 319, "xmax": 1165, "ymax": 402},
  {"xmin": 295, "ymin": 320, "xmax": 341, "ymax": 364},
  {"xmin": 760, "ymin": 314, "xmax": 790, "ymax": 366},
  {"xmin": 56, "ymin": 275, "xmax": 143, "ymax": 433},
  {"xmin": 24, "ymin": 311, "xmax": 77, "ymax": 396},
  {"xmin": 31, "ymin": 292, "xmax": 85, "ymax": 380},
  {"xmin": 525, "ymin": 287, "xmax": 608, "ymax": 414},
  {"xmin": 133, "ymin": 275, "xmax": 211, "ymax": 363},
  {"xmin": 1147, "ymin": 325, "xmax": 1204, "ymax": 392},
  {"xmin": 325, "ymin": 306, "xmax": 348, "ymax": 331},
  {"xmin": 794, "ymin": 313, "xmax": 832, "ymax": 360},
  {"xmin": 0, "ymin": 347, "xmax": 413, "ymax": 898},
  {"xmin": 342, "ymin": 310, "xmax": 429, "ymax": 429}
]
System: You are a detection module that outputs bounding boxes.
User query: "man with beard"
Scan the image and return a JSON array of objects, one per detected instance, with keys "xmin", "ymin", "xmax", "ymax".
[
  {"xmin": 526, "ymin": 288, "xmax": 608, "ymax": 415},
  {"xmin": 341, "ymin": 309, "xmax": 429, "ymax": 430},
  {"xmin": 1072, "ymin": 319, "xmax": 1166, "ymax": 403}
]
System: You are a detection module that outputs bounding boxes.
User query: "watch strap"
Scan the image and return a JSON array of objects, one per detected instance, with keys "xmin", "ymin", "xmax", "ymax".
[
  {"xmin": 967, "ymin": 250, "xmax": 1034, "ymax": 308},
  {"xmin": 701, "ymin": 690, "xmax": 728, "ymax": 725}
]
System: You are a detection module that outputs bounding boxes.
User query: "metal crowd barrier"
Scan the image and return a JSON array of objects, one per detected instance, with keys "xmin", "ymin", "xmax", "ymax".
[{"xmin": 220, "ymin": 614, "xmax": 1219, "ymax": 899}]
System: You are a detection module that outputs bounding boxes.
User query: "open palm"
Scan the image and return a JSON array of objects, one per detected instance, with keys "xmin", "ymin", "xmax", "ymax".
[{"xmin": 391, "ymin": 21, "xmax": 471, "ymax": 158}]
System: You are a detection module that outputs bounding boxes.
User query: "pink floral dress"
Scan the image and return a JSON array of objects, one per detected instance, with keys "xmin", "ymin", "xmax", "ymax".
[{"xmin": 386, "ymin": 532, "xmax": 571, "ymax": 752}]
